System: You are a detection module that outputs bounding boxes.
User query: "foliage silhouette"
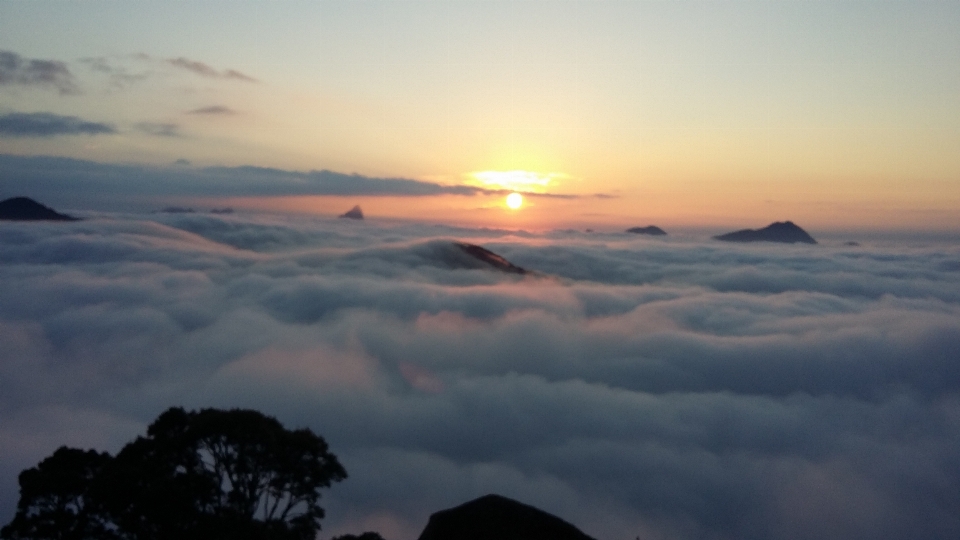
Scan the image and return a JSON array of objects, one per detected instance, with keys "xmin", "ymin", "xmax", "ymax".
[
  {"xmin": 0, "ymin": 448, "xmax": 115, "ymax": 540},
  {"xmin": 1, "ymin": 407, "xmax": 346, "ymax": 540},
  {"xmin": 331, "ymin": 533, "xmax": 386, "ymax": 540}
]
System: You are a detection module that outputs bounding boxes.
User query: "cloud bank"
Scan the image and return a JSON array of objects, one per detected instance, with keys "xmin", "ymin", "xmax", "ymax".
[
  {"xmin": 1, "ymin": 211, "xmax": 959, "ymax": 539},
  {"xmin": 0, "ymin": 154, "xmax": 520, "ymax": 208}
]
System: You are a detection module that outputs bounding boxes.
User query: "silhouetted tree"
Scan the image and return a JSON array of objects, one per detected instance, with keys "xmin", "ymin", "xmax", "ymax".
[
  {"xmin": 1, "ymin": 408, "xmax": 346, "ymax": 540},
  {"xmin": 0, "ymin": 448, "xmax": 115, "ymax": 540},
  {"xmin": 331, "ymin": 533, "xmax": 386, "ymax": 540}
]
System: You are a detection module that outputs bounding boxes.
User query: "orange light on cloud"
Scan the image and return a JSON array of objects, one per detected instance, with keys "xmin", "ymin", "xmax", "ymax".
[{"xmin": 469, "ymin": 170, "xmax": 566, "ymax": 193}]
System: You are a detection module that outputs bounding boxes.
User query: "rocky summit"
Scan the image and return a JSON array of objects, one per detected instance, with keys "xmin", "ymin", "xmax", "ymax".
[
  {"xmin": 339, "ymin": 205, "xmax": 364, "ymax": 220},
  {"xmin": 626, "ymin": 225, "xmax": 667, "ymax": 235},
  {"xmin": 713, "ymin": 221, "xmax": 816, "ymax": 244},
  {"xmin": 454, "ymin": 242, "xmax": 527, "ymax": 275},
  {"xmin": 0, "ymin": 197, "xmax": 78, "ymax": 221},
  {"xmin": 417, "ymin": 494, "xmax": 596, "ymax": 540}
]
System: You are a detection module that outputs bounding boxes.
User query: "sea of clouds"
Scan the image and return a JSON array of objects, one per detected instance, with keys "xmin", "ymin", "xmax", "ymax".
[{"xmin": 2, "ymin": 211, "xmax": 959, "ymax": 540}]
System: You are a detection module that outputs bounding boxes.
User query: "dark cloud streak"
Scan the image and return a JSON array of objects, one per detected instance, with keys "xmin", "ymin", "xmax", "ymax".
[
  {"xmin": 0, "ymin": 154, "xmax": 589, "ymax": 204},
  {"xmin": 135, "ymin": 122, "xmax": 181, "ymax": 138},
  {"xmin": 0, "ymin": 113, "xmax": 116, "ymax": 137},
  {"xmin": 166, "ymin": 57, "xmax": 257, "ymax": 82},
  {"xmin": 187, "ymin": 105, "xmax": 237, "ymax": 115}
]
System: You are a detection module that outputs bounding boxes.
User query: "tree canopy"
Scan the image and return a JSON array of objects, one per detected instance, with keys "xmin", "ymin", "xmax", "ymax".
[
  {"xmin": 331, "ymin": 534, "xmax": 386, "ymax": 540},
  {"xmin": 1, "ymin": 407, "xmax": 346, "ymax": 540}
]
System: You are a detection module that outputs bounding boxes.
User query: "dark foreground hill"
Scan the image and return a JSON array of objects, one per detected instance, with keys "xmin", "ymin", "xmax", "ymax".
[
  {"xmin": 0, "ymin": 197, "xmax": 78, "ymax": 221},
  {"xmin": 417, "ymin": 494, "xmax": 596, "ymax": 540},
  {"xmin": 626, "ymin": 225, "xmax": 667, "ymax": 235},
  {"xmin": 714, "ymin": 221, "xmax": 816, "ymax": 244}
]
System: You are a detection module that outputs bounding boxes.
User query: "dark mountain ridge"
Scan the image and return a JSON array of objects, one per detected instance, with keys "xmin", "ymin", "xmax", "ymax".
[
  {"xmin": 714, "ymin": 221, "xmax": 816, "ymax": 244},
  {"xmin": 454, "ymin": 242, "xmax": 527, "ymax": 275},
  {"xmin": 0, "ymin": 197, "xmax": 79, "ymax": 221},
  {"xmin": 626, "ymin": 225, "xmax": 667, "ymax": 235}
]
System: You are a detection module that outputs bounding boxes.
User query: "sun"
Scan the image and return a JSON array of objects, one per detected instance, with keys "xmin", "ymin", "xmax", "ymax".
[{"xmin": 506, "ymin": 192, "xmax": 524, "ymax": 209}]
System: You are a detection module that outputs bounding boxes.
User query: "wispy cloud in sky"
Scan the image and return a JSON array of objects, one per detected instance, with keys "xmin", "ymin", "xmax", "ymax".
[
  {"xmin": 0, "ymin": 50, "xmax": 78, "ymax": 94},
  {"xmin": 187, "ymin": 105, "xmax": 237, "ymax": 115},
  {"xmin": 0, "ymin": 211, "xmax": 959, "ymax": 539},
  {"xmin": 165, "ymin": 56, "xmax": 257, "ymax": 82},
  {"xmin": 134, "ymin": 122, "xmax": 181, "ymax": 138},
  {"xmin": 0, "ymin": 113, "xmax": 116, "ymax": 137},
  {"xmin": 79, "ymin": 56, "xmax": 150, "ymax": 89}
]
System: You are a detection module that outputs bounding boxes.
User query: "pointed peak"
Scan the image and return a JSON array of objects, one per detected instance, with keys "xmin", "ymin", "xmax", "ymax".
[{"xmin": 339, "ymin": 205, "xmax": 364, "ymax": 220}]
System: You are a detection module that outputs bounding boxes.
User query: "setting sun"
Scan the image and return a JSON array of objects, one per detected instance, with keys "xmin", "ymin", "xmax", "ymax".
[{"xmin": 506, "ymin": 192, "xmax": 524, "ymax": 209}]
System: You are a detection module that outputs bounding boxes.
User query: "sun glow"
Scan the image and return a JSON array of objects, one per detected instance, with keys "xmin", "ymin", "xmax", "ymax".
[
  {"xmin": 506, "ymin": 192, "xmax": 524, "ymax": 209},
  {"xmin": 469, "ymin": 170, "xmax": 564, "ymax": 192}
]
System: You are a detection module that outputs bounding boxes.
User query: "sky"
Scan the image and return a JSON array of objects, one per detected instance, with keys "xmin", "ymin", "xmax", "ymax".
[
  {"xmin": 2, "ymin": 211, "xmax": 960, "ymax": 539},
  {"xmin": 1, "ymin": 0, "xmax": 959, "ymax": 230},
  {"xmin": 2, "ymin": 3, "xmax": 960, "ymax": 539}
]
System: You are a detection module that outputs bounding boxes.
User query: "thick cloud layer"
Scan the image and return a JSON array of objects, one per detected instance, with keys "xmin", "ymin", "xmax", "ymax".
[{"xmin": 1, "ymin": 211, "xmax": 959, "ymax": 539}]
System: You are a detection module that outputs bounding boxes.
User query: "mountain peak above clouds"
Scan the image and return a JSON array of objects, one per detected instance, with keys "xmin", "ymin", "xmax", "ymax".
[
  {"xmin": 340, "ymin": 205, "xmax": 364, "ymax": 220},
  {"xmin": 0, "ymin": 197, "xmax": 79, "ymax": 221},
  {"xmin": 626, "ymin": 225, "xmax": 667, "ymax": 235},
  {"xmin": 713, "ymin": 221, "xmax": 816, "ymax": 244},
  {"xmin": 455, "ymin": 242, "xmax": 527, "ymax": 274}
]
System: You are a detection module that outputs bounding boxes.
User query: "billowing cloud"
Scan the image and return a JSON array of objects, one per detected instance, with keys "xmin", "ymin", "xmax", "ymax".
[
  {"xmin": 187, "ymin": 105, "xmax": 237, "ymax": 115},
  {"xmin": 1, "ymin": 211, "xmax": 959, "ymax": 539},
  {"xmin": 0, "ymin": 50, "xmax": 78, "ymax": 94},
  {"xmin": 0, "ymin": 113, "xmax": 116, "ymax": 137},
  {"xmin": 166, "ymin": 57, "xmax": 257, "ymax": 82}
]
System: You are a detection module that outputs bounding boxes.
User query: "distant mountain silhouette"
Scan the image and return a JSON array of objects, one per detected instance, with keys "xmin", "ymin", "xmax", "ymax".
[
  {"xmin": 417, "ymin": 494, "xmax": 596, "ymax": 540},
  {"xmin": 455, "ymin": 242, "xmax": 527, "ymax": 275},
  {"xmin": 626, "ymin": 225, "xmax": 667, "ymax": 236},
  {"xmin": 714, "ymin": 221, "xmax": 816, "ymax": 244},
  {"xmin": 0, "ymin": 197, "xmax": 78, "ymax": 221},
  {"xmin": 340, "ymin": 205, "xmax": 364, "ymax": 220}
]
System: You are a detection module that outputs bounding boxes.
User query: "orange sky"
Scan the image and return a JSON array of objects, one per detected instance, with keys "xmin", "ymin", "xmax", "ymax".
[{"xmin": 1, "ymin": 1, "xmax": 958, "ymax": 231}]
